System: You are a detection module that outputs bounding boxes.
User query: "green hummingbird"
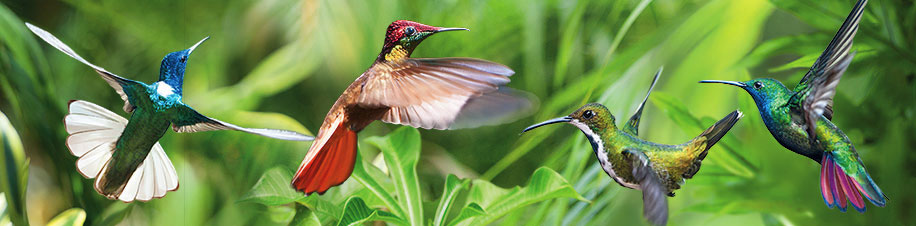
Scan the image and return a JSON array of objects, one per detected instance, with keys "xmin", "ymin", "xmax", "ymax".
[
  {"xmin": 26, "ymin": 23, "xmax": 313, "ymax": 202},
  {"xmin": 524, "ymin": 70, "xmax": 742, "ymax": 226},
  {"xmin": 700, "ymin": 0, "xmax": 886, "ymax": 212}
]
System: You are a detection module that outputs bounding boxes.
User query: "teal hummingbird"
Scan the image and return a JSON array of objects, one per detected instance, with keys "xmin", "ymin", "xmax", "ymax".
[
  {"xmin": 26, "ymin": 23, "xmax": 313, "ymax": 202},
  {"xmin": 524, "ymin": 69, "xmax": 742, "ymax": 226},
  {"xmin": 700, "ymin": 0, "xmax": 886, "ymax": 212}
]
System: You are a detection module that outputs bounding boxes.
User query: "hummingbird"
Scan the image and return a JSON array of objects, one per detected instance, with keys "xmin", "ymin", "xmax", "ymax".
[
  {"xmin": 26, "ymin": 23, "xmax": 313, "ymax": 202},
  {"xmin": 523, "ymin": 70, "xmax": 742, "ymax": 226},
  {"xmin": 700, "ymin": 0, "xmax": 887, "ymax": 213},
  {"xmin": 291, "ymin": 20, "xmax": 535, "ymax": 194}
]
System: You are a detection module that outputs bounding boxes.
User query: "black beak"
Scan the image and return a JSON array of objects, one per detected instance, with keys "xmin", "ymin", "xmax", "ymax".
[
  {"xmin": 522, "ymin": 116, "xmax": 572, "ymax": 133},
  {"xmin": 434, "ymin": 27, "xmax": 470, "ymax": 33},
  {"xmin": 699, "ymin": 80, "xmax": 747, "ymax": 88}
]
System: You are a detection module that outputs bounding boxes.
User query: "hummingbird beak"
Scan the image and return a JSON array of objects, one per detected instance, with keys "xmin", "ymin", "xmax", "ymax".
[
  {"xmin": 187, "ymin": 36, "xmax": 210, "ymax": 54},
  {"xmin": 434, "ymin": 27, "xmax": 470, "ymax": 33},
  {"xmin": 699, "ymin": 80, "xmax": 747, "ymax": 88},
  {"xmin": 522, "ymin": 116, "xmax": 573, "ymax": 133}
]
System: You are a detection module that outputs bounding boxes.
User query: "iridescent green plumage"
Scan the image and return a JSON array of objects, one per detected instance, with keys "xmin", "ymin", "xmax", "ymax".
[
  {"xmin": 700, "ymin": 0, "xmax": 886, "ymax": 213},
  {"xmin": 524, "ymin": 71, "xmax": 741, "ymax": 226}
]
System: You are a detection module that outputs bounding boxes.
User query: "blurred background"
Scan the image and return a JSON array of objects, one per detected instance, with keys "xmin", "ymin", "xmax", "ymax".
[{"xmin": 0, "ymin": 0, "xmax": 913, "ymax": 225}]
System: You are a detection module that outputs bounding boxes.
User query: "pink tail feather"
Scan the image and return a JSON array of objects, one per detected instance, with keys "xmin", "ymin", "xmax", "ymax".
[{"xmin": 820, "ymin": 154, "xmax": 868, "ymax": 212}]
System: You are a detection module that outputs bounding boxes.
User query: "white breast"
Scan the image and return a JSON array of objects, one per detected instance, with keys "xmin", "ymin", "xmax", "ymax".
[
  {"xmin": 155, "ymin": 82, "xmax": 175, "ymax": 96},
  {"xmin": 571, "ymin": 120, "xmax": 641, "ymax": 190}
]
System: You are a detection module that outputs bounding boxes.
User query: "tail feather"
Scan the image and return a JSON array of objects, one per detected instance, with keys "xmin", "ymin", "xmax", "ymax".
[
  {"xmin": 820, "ymin": 153, "xmax": 886, "ymax": 213},
  {"xmin": 291, "ymin": 115, "xmax": 357, "ymax": 194},
  {"xmin": 695, "ymin": 110, "xmax": 743, "ymax": 153},
  {"xmin": 64, "ymin": 100, "xmax": 178, "ymax": 202},
  {"xmin": 683, "ymin": 110, "xmax": 743, "ymax": 179}
]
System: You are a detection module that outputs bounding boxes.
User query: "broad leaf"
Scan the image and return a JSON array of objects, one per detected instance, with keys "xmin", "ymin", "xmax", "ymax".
[
  {"xmin": 47, "ymin": 208, "xmax": 85, "ymax": 226},
  {"xmin": 289, "ymin": 204, "xmax": 321, "ymax": 226},
  {"xmin": 349, "ymin": 149, "xmax": 403, "ymax": 217},
  {"xmin": 239, "ymin": 167, "xmax": 303, "ymax": 205},
  {"xmin": 0, "ymin": 111, "xmax": 28, "ymax": 226},
  {"xmin": 446, "ymin": 203, "xmax": 485, "ymax": 226},
  {"xmin": 336, "ymin": 197, "xmax": 405, "ymax": 226},
  {"xmin": 364, "ymin": 127, "xmax": 423, "ymax": 226},
  {"xmin": 433, "ymin": 175, "xmax": 469, "ymax": 226},
  {"xmin": 460, "ymin": 167, "xmax": 587, "ymax": 225}
]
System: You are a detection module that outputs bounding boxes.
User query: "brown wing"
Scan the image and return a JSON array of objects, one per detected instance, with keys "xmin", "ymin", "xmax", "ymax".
[{"xmin": 357, "ymin": 58, "xmax": 535, "ymax": 130}]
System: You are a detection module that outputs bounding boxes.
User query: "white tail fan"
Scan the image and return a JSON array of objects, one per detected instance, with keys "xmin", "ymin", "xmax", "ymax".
[{"xmin": 64, "ymin": 100, "xmax": 178, "ymax": 202}]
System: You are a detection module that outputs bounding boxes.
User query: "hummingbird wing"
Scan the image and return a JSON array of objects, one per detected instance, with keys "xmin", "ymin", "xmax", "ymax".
[
  {"xmin": 169, "ymin": 103, "xmax": 314, "ymax": 141},
  {"xmin": 792, "ymin": 52, "xmax": 854, "ymax": 141},
  {"xmin": 791, "ymin": 0, "xmax": 867, "ymax": 120},
  {"xmin": 623, "ymin": 149, "xmax": 668, "ymax": 226},
  {"xmin": 623, "ymin": 68, "xmax": 661, "ymax": 136},
  {"xmin": 357, "ymin": 58, "xmax": 535, "ymax": 130},
  {"xmin": 64, "ymin": 100, "xmax": 178, "ymax": 202},
  {"xmin": 26, "ymin": 23, "xmax": 146, "ymax": 113}
]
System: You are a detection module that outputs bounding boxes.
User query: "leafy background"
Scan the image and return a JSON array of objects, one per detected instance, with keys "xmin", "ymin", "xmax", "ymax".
[{"xmin": 1, "ymin": 0, "xmax": 914, "ymax": 225}]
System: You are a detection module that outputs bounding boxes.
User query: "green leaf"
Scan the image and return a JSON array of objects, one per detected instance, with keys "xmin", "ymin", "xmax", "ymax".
[
  {"xmin": 47, "ymin": 208, "xmax": 86, "ymax": 226},
  {"xmin": 460, "ymin": 167, "xmax": 587, "ymax": 225},
  {"xmin": 446, "ymin": 203, "xmax": 485, "ymax": 226},
  {"xmin": 0, "ymin": 111, "xmax": 28, "ymax": 226},
  {"xmin": 297, "ymin": 195, "xmax": 343, "ymax": 222},
  {"xmin": 336, "ymin": 197, "xmax": 405, "ymax": 226},
  {"xmin": 349, "ymin": 149, "xmax": 404, "ymax": 218},
  {"xmin": 364, "ymin": 127, "xmax": 423, "ymax": 226},
  {"xmin": 289, "ymin": 204, "xmax": 322, "ymax": 226},
  {"xmin": 239, "ymin": 167, "xmax": 303, "ymax": 206},
  {"xmin": 768, "ymin": 53, "xmax": 819, "ymax": 73},
  {"xmin": 433, "ymin": 175, "xmax": 469, "ymax": 226}
]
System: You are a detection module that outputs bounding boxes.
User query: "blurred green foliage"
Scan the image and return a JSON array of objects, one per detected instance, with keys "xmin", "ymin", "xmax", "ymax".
[{"xmin": 0, "ymin": 0, "xmax": 913, "ymax": 225}]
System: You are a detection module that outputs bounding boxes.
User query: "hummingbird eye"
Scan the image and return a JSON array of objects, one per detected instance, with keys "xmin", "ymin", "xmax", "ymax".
[
  {"xmin": 582, "ymin": 110, "xmax": 595, "ymax": 119},
  {"xmin": 180, "ymin": 56, "xmax": 187, "ymax": 63},
  {"xmin": 753, "ymin": 81, "xmax": 763, "ymax": 89},
  {"xmin": 403, "ymin": 27, "xmax": 416, "ymax": 36}
]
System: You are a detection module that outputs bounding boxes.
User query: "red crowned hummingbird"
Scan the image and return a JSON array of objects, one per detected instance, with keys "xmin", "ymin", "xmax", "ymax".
[
  {"xmin": 26, "ymin": 23, "xmax": 313, "ymax": 202},
  {"xmin": 700, "ymin": 0, "xmax": 887, "ymax": 212},
  {"xmin": 523, "ymin": 69, "xmax": 743, "ymax": 226},
  {"xmin": 291, "ymin": 20, "xmax": 535, "ymax": 194}
]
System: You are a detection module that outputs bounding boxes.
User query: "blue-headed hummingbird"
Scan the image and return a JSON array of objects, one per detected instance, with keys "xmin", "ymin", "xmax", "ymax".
[
  {"xmin": 26, "ymin": 23, "xmax": 313, "ymax": 202},
  {"xmin": 700, "ymin": 0, "xmax": 887, "ymax": 212}
]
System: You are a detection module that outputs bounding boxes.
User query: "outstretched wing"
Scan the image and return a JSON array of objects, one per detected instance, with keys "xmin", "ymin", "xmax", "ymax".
[
  {"xmin": 622, "ymin": 149, "xmax": 668, "ymax": 226},
  {"xmin": 793, "ymin": 52, "xmax": 854, "ymax": 141},
  {"xmin": 792, "ymin": 0, "xmax": 867, "ymax": 120},
  {"xmin": 358, "ymin": 58, "xmax": 535, "ymax": 130},
  {"xmin": 26, "ymin": 23, "xmax": 146, "ymax": 113},
  {"xmin": 169, "ymin": 103, "xmax": 313, "ymax": 141},
  {"xmin": 623, "ymin": 68, "xmax": 661, "ymax": 136}
]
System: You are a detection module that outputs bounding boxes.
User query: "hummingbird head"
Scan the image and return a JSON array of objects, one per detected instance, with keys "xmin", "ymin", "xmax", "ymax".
[
  {"xmin": 523, "ymin": 103, "xmax": 616, "ymax": 136},
  {"xmin": 700, "ymin": 78, "xmax": 789, "ymax": 109},
  {"xmin": 376, "ymin": 20, "xmax": 468, "ymax": 62},
  {"xmin": 158, "ymin": 36, "xmax": 209, "ymax": 95}
]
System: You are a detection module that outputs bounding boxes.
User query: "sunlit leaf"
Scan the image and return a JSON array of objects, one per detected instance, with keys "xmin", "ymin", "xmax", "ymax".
[
  {"xmin": 364, "ymin": 127, "xmax": 423, "ymax": 226},
  {"xmin": 446, "ymin": 203, "xmax": 485, "ymax": 226},
  {"xmin": 46, "ymin": 208, "xmax": 85, "ymax": 226},
  {"xmin": 433, "ymin": 175, "xmax": 469, "ymax": 226},
  {"xmin": 238, "ymin": 167, "xmax": 302, "ymax": 206},
  {"xmin": 460, "ymin": 167, "xmax": 587, "ymax": 225},
  {"xmin": 336, "ymin": 196, "xmax": 405, "ymax": 226},
  {"xmin": 0, "ymin": 111, "xmax": 27, "ymax": 226}
]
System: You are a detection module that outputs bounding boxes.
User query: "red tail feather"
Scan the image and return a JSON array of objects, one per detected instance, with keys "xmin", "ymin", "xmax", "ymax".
[{"xmin": 292, "ymin": 115, "xmax": 357, "ymax": 195}]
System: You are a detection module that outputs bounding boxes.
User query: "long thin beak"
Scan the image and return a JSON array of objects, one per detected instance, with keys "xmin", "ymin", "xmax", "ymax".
[
  {"xmin": 522, "ymin": 116, "xmax": 572, "ymax": 133},
  {"xmin": 187, "ymin": 36, "xmax": 210, "ymax": 54},
  {"xmin": 435, "ymin": 27, "xmax": 469, "ymax": 33},
  {"xmin": 699, "ymin": 80, "xmax": 747, "ymax": 87}
]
